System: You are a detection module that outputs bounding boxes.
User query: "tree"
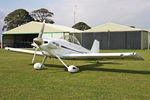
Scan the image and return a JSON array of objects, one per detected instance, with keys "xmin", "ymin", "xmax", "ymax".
[
  {"xmin": 2, "ymin": 9, "xmax": 34, "ymax": 31},
  {"xmin": 130, "ymin": 26, "xmax": 135, "ymax": 28},
  {"xmin": 30, "ymin": 8, "xmax": 54, "ymax": 24},
  {"xmin": 72, "ymin": 22, "xmax": 91, "ymax": 31}
]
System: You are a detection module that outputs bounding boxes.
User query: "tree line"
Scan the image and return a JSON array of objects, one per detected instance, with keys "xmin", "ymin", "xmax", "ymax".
[{"xmin": 2, "ymin": 8, "xmax": 91, "ymax": 31}]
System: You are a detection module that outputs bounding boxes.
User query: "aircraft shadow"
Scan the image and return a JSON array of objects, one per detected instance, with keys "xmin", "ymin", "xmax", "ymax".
[
  {"xmin": 78, "ymin": 63, "xmax": 150, "ymax": 75},
  {"xmin": 30, "ymin": 62, "xmax": 150, "ymax": 75},
  {"xmin": 80, "ymin": 67, "xmax": 150, "ymax": 75}
]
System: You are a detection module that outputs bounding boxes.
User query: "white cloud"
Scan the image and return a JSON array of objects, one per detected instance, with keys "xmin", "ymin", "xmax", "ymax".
[{"xmin": 46, "ymin": 0, "xmax": 150, "ymax": 28}]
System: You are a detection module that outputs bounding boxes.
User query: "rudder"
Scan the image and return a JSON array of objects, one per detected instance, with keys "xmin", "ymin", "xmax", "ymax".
[{"xmin": 91, "ymin": 40, "xmax": 100, "ymax": 53}]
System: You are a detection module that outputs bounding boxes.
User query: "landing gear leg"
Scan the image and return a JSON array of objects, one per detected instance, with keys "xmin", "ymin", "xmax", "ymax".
[
  {"xmin": 56, "ymin": 56, "xmax": 68, "ymax": 68},
  {"xmin": 41, "ymin": 56, "xmax": 47, "ymax": 67},
  {"xmin": 96, "ymin": 60, "xmax": 100, "ymax": 64},
  {"xmin": 56, "ymin": 56, "xmax": 79, "ymax": 73},
  {"xmin": 34, "ymin": 56, "xmax": 47, "ymax": 70}
]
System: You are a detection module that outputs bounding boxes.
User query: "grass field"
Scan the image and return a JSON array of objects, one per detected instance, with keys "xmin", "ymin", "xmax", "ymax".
[{"xmin": 0, "ymin": 49, "xmax": 150, "ymax": 100}]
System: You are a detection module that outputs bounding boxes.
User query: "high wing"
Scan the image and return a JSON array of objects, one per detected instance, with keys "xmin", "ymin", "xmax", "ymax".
[
  {"xmin": 62, "ymin": 52, "xmax": 144, "ymax": 60},
  {"xmin": 5, "ymin": 47, "xmax": 43, "ymax": 55}
]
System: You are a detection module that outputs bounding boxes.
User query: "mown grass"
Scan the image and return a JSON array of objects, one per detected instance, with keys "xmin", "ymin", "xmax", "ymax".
[{"xmin": 0, "ymin": 49, "xmax": 150, "ymax": 100}]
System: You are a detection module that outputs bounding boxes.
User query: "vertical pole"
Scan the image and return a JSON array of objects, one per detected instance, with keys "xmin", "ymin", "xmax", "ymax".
[
  {"xmin": 1, "ymin": 34, "xmax": 3, "ymax": 48},
  {"xmin": 125, "ymin": 32, "xmax": 127, "ymax": 49},
  {"xmin": 63, "ymin": 33, "xmax": 65, "ymax": 40},
  {"xmin": 73, "ymin": 5, "xmax": 77, "ymax": 38},
  {"xmin": 148, "ymin": 32, "xmax": 150, "ymax": 50},
  {"xmin": 74, "ymin": 5, "xmax": 77, "ymax": 28},
  {"xmin": 141, "ymin": 32, "xmax": 143, "ymax": 50},
  {"xmin": 108, "ymin": 30, "xmax": 110, "ymax": 50},
  {"xmin": 51, "ymin": 33, "xmax": 53, "ymax": 38}
]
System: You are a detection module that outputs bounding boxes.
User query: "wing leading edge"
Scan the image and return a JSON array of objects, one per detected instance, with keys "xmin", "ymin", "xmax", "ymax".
[
  {"xmin": 62, "ymin": 52, "xmax": 144, "ymax": 60},
  {"xmin": 5, "ymin": 47, "xmax": 43, "ymax": 55}
]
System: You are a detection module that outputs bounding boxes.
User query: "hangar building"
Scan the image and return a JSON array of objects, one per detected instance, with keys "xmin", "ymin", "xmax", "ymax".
[
  {"xmin": 1, "ymin": 21, "xmax": 81, "ymax": 48},
  {"xmin": 80, "ymin": 23, "xmax": 149, "ymax": 50}
]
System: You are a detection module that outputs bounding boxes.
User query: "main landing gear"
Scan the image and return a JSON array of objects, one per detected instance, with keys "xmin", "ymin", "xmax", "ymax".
[
  {"xmin": 56, "ymin": 56, "xmax": 79, "ymax": 73},
  {"xmin": 33, "ymin": 56, "xmax": 47, "ymax": 70},
  {"xmin": 33, "ymin": 55, "xmax": 79, "ymax": 73}
]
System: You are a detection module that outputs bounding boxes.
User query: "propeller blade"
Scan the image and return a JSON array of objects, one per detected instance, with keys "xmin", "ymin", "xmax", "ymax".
[
  {"xmin": 32, "ymin": 20, "xmax": 45, "ymax": 46},
  {"xmin": 31, "ymin": 20, "xmax": 45, "ymax": 63},
  {"xmin": 38, "ymin": 20, "xmax": 45, "ymax": 38},
  {"xmin": 32, "ymin": 48, "xmax": 38, "ymax": 63},
  {"xmin": 31, "ymin": 42, "xmax": 39, "ymax": 48}
]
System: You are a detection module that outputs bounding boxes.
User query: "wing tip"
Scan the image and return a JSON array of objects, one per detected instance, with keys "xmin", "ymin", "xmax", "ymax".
[{"xmin": 133, "ymin": 52, "xmax": 144, "ymax": 60}]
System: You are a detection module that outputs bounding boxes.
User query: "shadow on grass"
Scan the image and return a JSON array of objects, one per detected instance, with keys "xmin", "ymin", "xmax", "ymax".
[
  {"xmin": 81, "ymin": 67, "xmax": 150, "ymax": 75},
  {"xmin": 78, "ymin": 62, "xmax": 150, "ymax": 75},
  {"xmin": 30, "ymin": 62, "xmax": 150, "ymax": 75}
]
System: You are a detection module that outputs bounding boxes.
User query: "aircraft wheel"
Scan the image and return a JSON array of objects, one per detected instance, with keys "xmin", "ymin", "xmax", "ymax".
[
  {"xmin": 68, "ymin": 65, "xmax": 79, "ymax": 73},
  {"xmin": 34, "ymin": 63, "xmax": 43, "ymax": 70}
]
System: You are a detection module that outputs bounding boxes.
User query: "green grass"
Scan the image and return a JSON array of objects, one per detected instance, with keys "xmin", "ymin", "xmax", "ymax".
[{"xmin": 0, "ymin": 49, "xmax": 150, "ymax": 100}]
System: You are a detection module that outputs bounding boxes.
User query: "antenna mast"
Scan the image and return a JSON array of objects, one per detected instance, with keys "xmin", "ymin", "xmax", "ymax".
[
  {"xmin": 73, "ymin": 5, "xmax": 77, "ymax": 41},
  {"xmin": 74, "ymin": 5, "xmax": 77, "ymax": 26}
]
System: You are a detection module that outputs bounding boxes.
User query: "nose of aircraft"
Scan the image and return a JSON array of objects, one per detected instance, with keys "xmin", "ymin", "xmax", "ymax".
[{"xmin": 33, "ymin": 38, "xmax": 43, "ymax": 46}]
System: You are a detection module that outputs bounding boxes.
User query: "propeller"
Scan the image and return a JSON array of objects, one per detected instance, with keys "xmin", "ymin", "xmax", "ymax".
[
  {"xmin": 32, "ymin": 20, "xmax": 45, "ymax": 63},
  {"xmin": 33, "ymin": 20, "xmax": 45, "ymax": 46}
]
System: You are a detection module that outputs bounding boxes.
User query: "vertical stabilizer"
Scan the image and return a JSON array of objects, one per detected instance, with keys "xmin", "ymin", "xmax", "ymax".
[{"xmin": 91, "ymin": 40, "xmax": 100, "ymax": 53}]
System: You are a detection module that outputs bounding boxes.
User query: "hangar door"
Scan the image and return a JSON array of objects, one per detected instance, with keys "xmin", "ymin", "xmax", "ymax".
[{"xmin": 3, "ymin": 34, "xmax": 38, "ymax": 48}]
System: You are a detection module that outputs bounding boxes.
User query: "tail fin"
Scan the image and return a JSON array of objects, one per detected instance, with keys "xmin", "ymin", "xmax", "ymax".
[{"xmin": 91, "ymin": 40, "xmax": 100, "ymax": 53}]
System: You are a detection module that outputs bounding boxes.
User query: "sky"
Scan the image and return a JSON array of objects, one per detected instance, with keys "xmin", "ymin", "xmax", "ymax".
[{"xmin": 1, "ymin": 0, "xmax": 150, "ymax": 36}]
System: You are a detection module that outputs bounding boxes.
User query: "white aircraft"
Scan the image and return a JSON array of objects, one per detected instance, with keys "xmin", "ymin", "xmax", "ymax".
[{"xmin": 5, "ymin": 21, "xmax": 144, "ymax": 72}]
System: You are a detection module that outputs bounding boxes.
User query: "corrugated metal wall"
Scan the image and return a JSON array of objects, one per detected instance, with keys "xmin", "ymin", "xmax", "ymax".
[
  {"xmin": 109, "ymin": 32, "xmax": 126, "ymax": 49},
  {"xmin": 82, "ymin": 33, "xmax": 94, "ymax": 49},
  {"xmin": 82, "ymin": 31, "xmax": 142, "ymax": 50},
  {"xmin": 126, "ymin": 32, "xmax": 141, "ymax": 49},
  {"xmin": 141, "ymin": 31, "xmax": 148, "ymax": 49}
]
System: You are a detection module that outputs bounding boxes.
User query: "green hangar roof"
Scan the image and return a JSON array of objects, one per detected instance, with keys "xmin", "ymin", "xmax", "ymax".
[
  {"xmin": 3, "ymin": 21, "xmax": 82, "ymax": 34},
  {"xmin": 85, "ymin": 23, "xmax": 146, "ymax": 32}
]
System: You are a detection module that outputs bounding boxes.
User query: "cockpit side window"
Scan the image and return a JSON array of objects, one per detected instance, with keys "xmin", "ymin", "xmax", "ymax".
[
  {"xmin": 52, "ymin": 42, "xmax": 59, "ymax": 47},
  {"xmin": 60, "ymin": 35, "xmax": 81, "ymax": 45}
]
